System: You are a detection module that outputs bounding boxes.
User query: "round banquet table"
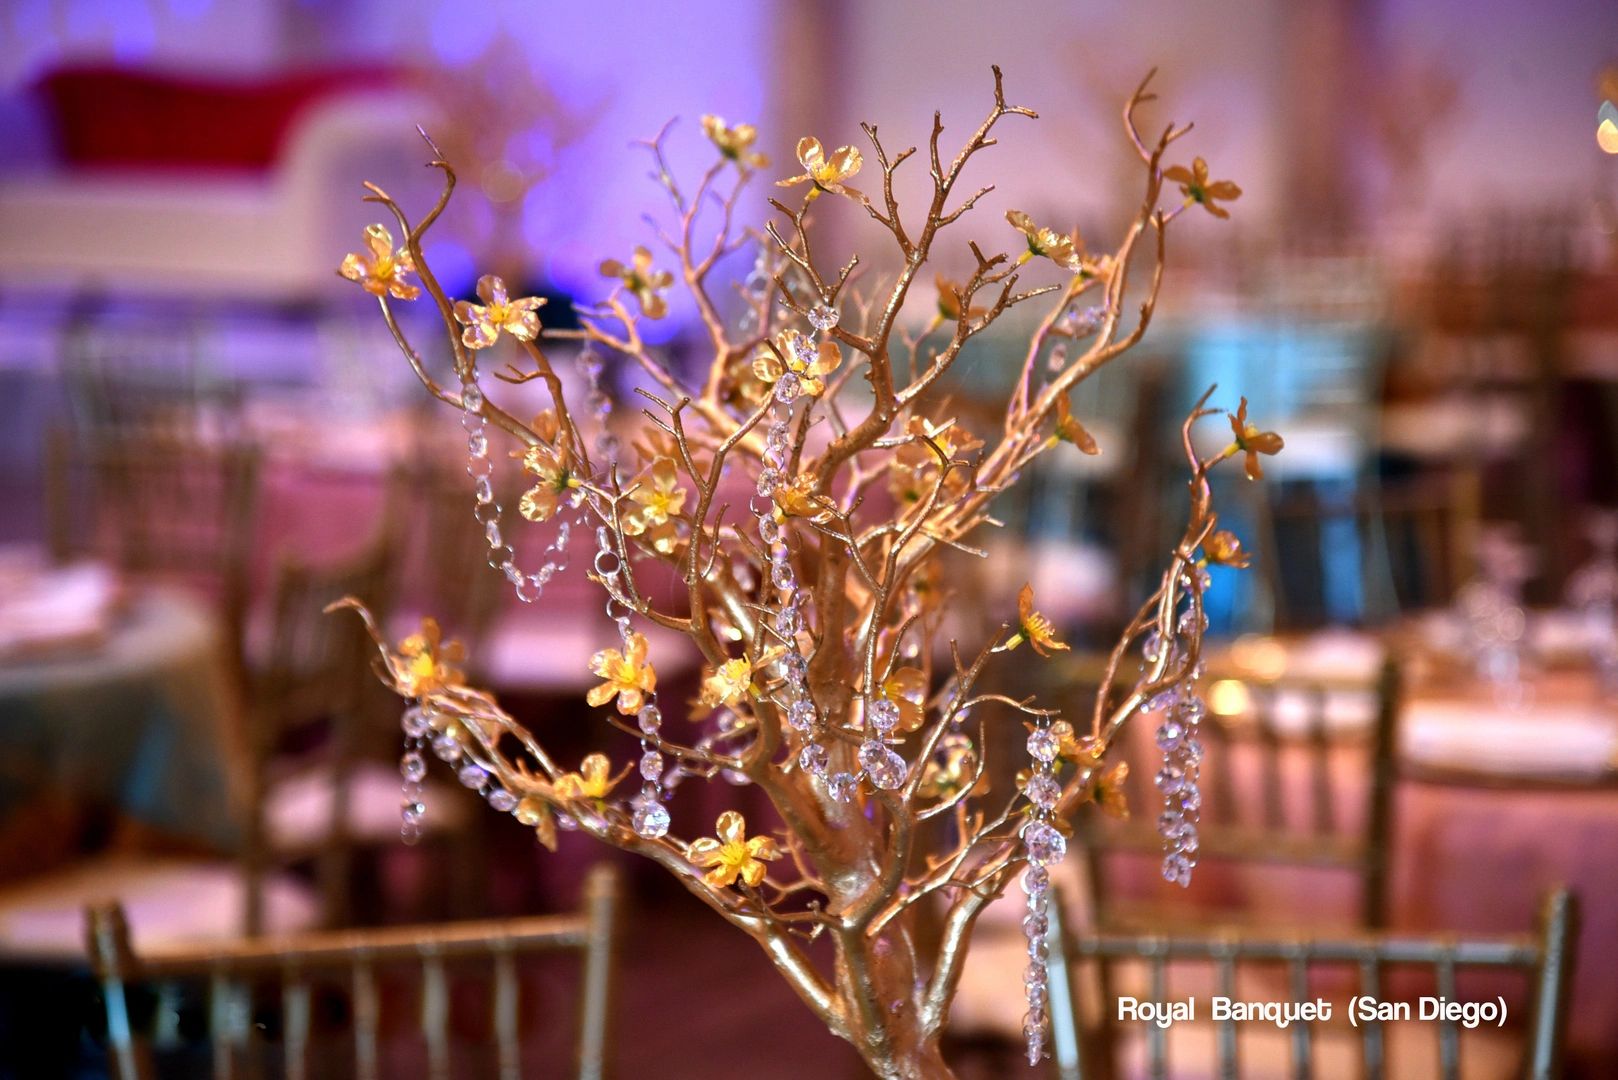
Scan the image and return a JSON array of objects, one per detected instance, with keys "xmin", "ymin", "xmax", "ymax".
[{"xmin": 0, "ymin": 588, "xmax": 248, "ymax": 880}]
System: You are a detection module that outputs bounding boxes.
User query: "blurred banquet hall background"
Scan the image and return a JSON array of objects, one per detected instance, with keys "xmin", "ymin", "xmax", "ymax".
[{"xmin": 2, "ymin": 0, "xmax": 1618, "ymax": 1077}]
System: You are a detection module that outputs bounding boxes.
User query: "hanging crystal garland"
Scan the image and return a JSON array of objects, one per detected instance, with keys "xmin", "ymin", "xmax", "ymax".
[
  {"xmin": 758, "ymin": 302, "xmax": 845, "ymax": 794},
  {"xmin": 1151, "ymin": 569, "xmax": 1209, "ymax": 887},
  {"xmin": 395, "ymin": 347, "xmax": 615, "ymax": 842},
  {"xmin": 459, "ymin": 363, "xmax": 588, "ymax": 604},
  {"xmin": 1018, "ymin": 709, "xmax": 1066, "ymax": 1065}
]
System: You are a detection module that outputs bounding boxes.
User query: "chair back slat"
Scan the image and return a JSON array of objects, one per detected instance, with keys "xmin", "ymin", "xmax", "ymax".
[
  {"xmin": 351, "ymin": 959, "xmax": 379, "ymax": 1080},
  {"xmin": 1285, "ymin": 947, "xmax": 1311, "ymax": 1079},
  {"xmin": 1304, "ymin": 688, "xmax": 1334, "ymax": 835},
  {"xmin": 88, "ymin": 865, "xmax": 621, "ymax": 1079},
  {"xmin": 1357, "ymin": 949, "xmax": 1384, "ymax": 1079},
  {"xmin": 421, "ymin": 950, "xmax": 451, "ymax": 1080},
  {"xmin": 1145, "ymin": 948, "xmax": 1168, "ymax": 1080},
  {"xmin": 494, "ymin": 946, "xmax": 520, "ymax": 1080},
  {"xmin": 1050, "ymin": 885, "xmax": 1578, "ymax": 1079},
  {"xmin": 282, "ymin": 972, "xmax": 311, "ymax": 1080},
  {"xmin": 1214, "ymin": 947, "xmax": 1237, "ymax": 1079}
]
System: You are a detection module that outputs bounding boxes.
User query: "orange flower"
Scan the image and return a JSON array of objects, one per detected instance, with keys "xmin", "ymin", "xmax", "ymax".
[
  {"xmin": 554, "ymin": 753, "xmax": 621, "ymax": 801},
  {"xmin": 587, "ymin": 632, "xmax": 657, "ymax": 715},
  {"xmin": 338, "ymin": 224, "xmax": 421, "ymax": 300},
  {"xmin": 1227, "ymin": 398, "xmax": 1284, "ymax": 481},
  {"xmin": 600, "ymin": 246, "xmax": 674, "ymax": 318},
  {"xmin": 1164, "ymin": 157, "xmax": 1242, "ymax": 219},
  {"xmin": 624, "ymin": 457, "xmax": 687, "ymax": 555},
  {"xmin": 453, "ymin": 274, "xmax": 544, "ymax": 350},
  {"xmin": 1095, "ymin": 762, "xmax": 1130, "ymax": 819},
  {"xmin": 687, "ymin": 811, "xmax": 781, "ymax": 888},
  {"xmin": 1053, "ymin": 395, "xmax": 1100, "ymax": 455},
  {"xmin": 702, "ymin": 115, "xmax": 769, "ymax": 170},
  {"xmin": 776, "ymin": 137, "xmax": 862, "ymax": 199},
  {"xmin": 752, "ymin": 330, "xmax": 842, "ymax": 398},
  {"xmin": 396, "ymin": 618, "xmax": 464, "ymax": 696},
  {"xmin": 1204, "ymin": 529, "xmax": 1251, "ymax": 569},
  {"xmin": 518, "ymin": 442, "xmax": 581, "ymax": 523},
  {"xmin": 878, "ymin": 666, "xmax": 929, "ymax": 732},
  {"xmin": 1000, "ymin": 583, "xmax": 1069, "ymax": 657},
  {"xmin": 1007, "ymin": 210, "xmax": 1080, "ymax": 270}
]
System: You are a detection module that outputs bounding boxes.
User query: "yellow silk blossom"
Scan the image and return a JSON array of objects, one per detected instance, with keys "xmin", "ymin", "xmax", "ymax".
[
  {"xmin": 1067, "ymin": 228, "xmax": 1116, "ymax": 282},
  {"xmin": 776, "ymin": 137, "xmax": 862, "ymax": 199},
  {"xmin": 687, "ymin": 811, "xmax": 781, "ymax": 889},
  {"xmin": 600, "ymin": 246, "xmax": 674, "ymax": 318},
  {"xmin": 1006, "ymin": 210, "xmax": 1080, "ymax": 270},
  {"xmin": 1164, "ymin": 157, "xmax": 1243, "ymax": 220},
  {"xmin": 1227, "ymin": 398, "xmax": 1285, "ymax": 481},
  {"xmin": 1000, "ymin": 583, "xmax": 1070, "ymax": 657},
  {"xmin": 879, "ymin": 666, "xmax": 929, "ymax": 732},
  {"xmin": 453, "ymin": 274, "xmax": 545, "ymax": 350},
  {"xmin": 338, "ymin": 224, "xmax": 421, "ymax": 300},
  {"xmin": 396, "ymin": 617, "xmax": 464, "ymax": 697},
  {"xmin": 701, "ymin": 659, "xmax": 757, "ymax": 708},
  {"xmin": 1204, "ymin": 529, "xmax": 1252, "ymax": 569},
  {"xmin": 1053, "ymin": 395, "xmax": 1100, "ymax": 456},
  {"xmin": 518, "ymin": 442, "xmax": 581, "ymax": 523},
  {"xmin": 1094, "ymin": 762, "xmax": 1130, "ymax": 819},
  {"xmin": 624, "ymin": 457, "xmax": 687, "ymax": 555},
  {"xmin": 554, "ymin": 753, "xmax": 621, "ymax": 801},
  {"xmin": 770, "ymin": 472, "xmax": 834, "ymax": 524},
  {"xmin": 701, "ymin": 115, "xmax": 769, "ymax": 170},
  {"xmin": 752, "ymin": 330, "xmax": 843, "ymax": 398},
  {"xmin": 587, "ymin": 631, "xmax": 657, "ymax": 715},
  {"xmin": 1049, "ymin": 720, "xmax": 1103, "ymax": 768}
]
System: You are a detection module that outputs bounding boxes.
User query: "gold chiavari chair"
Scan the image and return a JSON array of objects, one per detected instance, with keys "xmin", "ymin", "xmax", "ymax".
[
  {"xmin": 1079, "ymin": 659, "xmax": 1402, "ymax": 932},
  {"xmin": 45, "ymin": 428, "xmax": 262, "ymax": 679},
  {"xmin": 87, "ymin": 863, "xmax": 620, "ymax": 1080},
  {"xmin": 1046, "ymin": 883, "xmax": 1578, "ymax": 1080}
]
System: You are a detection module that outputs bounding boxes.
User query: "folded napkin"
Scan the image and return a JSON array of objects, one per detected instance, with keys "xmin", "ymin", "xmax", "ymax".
[
  {"xmin": 0, "ymin": 561, "xmax": 119, "ymax": 658},
  {"xmin": 1402, "ymin": 699, "xmax": 1618, "ymax": 780}
]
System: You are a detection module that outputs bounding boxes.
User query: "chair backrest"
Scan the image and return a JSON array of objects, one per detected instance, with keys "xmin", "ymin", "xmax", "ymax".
[
  {"xmin": 87, "ymin": 864, "xmax": 620, "ymax": 1080},
  {"xmin": 1047, "ymin": 883, "xmax": 1578, "ymax": 1080},
  {"xmin": 1081, "ymin": 659, "xmax": 1401, "ymax": 929},
  {"xmin": 398, "ymin": 458, "xmax": 507, "ymax": 657},
  {"xmin": 1251, "ymin": 470, "xmax": 1481, "ymax": 629},
  {"xmin": 47, "ymin": 431, "xmax": 261, "ymax": 644},
  {"xmin": 242, "ymin": 526, "xmax": 402, "ymax": 934}
]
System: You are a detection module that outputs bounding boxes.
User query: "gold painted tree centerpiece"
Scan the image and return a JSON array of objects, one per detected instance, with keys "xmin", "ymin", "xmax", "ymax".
[{"xmin": 336, "ymin": 69, "xmax": 1274, "ymax": 1078}]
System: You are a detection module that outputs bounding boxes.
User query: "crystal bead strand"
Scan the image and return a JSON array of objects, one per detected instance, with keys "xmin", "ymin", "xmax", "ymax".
[
  {"xmin": 760, "ymin": 303, "xmax": 847, "ymax": 794},
  {"xmin": 459, "ymin": 366, "xmax": 585, "ymax": 605},
  {"xmin": 398, "ymin": 703, "xmax": 433, "ymax": 843},
  {"xmin": 1019, "ymin": 711, "xmax": 1067, "ymax": 1065},
  {"xmin": 591, "ymin": 523, "xmax": 673, "ymax": 839},
  {"xmin": 1145, "ymin": 567, "xmax": 1210, "ymax": 887}
]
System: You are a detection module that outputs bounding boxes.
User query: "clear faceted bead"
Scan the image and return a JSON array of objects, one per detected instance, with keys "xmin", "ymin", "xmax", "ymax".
[
  {"xmin": 457, "ymin": 763, "xmax": 487, "ymax": 789},
  {"xmin": 461, "ymin": 383, "xmax": 484, "ymax": 412},
  {"xmin": 431, "ymin": 732, "xmax": 462, "ymax": 762},
  {"xmin": 1024, "ymin": 771, "xmax": 1061, "ymax": 810},
  {"xmin": 488, "ymin": 788, "xmax": 517, "ymax": 813},
  {"xmin": 1026, "ymin": 728, "xmax": 1060, "ymax": 764},
  {"xmin": 859, "ymin": 742, "xmax": 907, "ymax": 789},
  {"xmin": 798, "ymin": 742, "xmax": 829, "ymax": 774},
  {"xmin": 756, "ymin": 468, "xmax": 782, "ymax": 497},
  {"xmin": 1178, "ymin": 782, "xmax": 1203, "ymax": 814},
  {"xmin": 1024, "ymin": 1023, "xmax": 1047, "ymax": 1066},
  {"xmin": 773, "ymin": 371, "xmax": 802, "ymax": 403},
  {"xmin": 826, "ymin": 771, "xmax": 859, "ymax": 802},
  {"xmin": 402, "ymin": 706, "xmax": 432, "ymax": 739},
  {"xmin": 1022, "ymin": 821, "xmax": 1067, "ymax": 865},
  {"xmin": 775, "ymin": 605, "xmax": 799, "ymax": 635},
  {"xmin": 758, "ymin": 516, "xmax": 781, "ymax": 543},
  {"xmin": 788, "ymin": 700, "xmax": 817, "ymax": 731},
  {"xmin": 1023, "ymin": 864, "xmax": 1050, "ymax": 896},
  {"xmin": 1155, "ymin": 764, "xmax": 1186, "ymax": 794},
  {"xmin": 637, "ymin": 704, "xmax": 663, "ymax": 734},
  {"xmin": 633, "ymin": 800, "xmax": 671, "ymax": 839},
  {"xmin": 807, "ymin": 303, "xmax": 839, "ymax": 332},
  {"xmin": 771, "ymin": 562, "xmax": 796, "ymax": 590},
  {"xmin": 1162, "ymin": 851, "xmax": 1193, "ymax": 887},
  {"xmin": 1024, "ymin": 964, "xmax": 1048, "ymax": 990},
  {"xmin": 1022, "ymin": 912, "xmax": 1049, "ymax": 939},
  {"xmin": 401, "ymin": 801, "xmax": 425, "ymax": 826},
  {"xmin": 782, "ymin": 651, "xmax": 808, "ymax": 681},
  {"xmin": 1181, "ymin": 736, "xmax": 1205, "ymax": 766},
  {"xmin": 867, "ymin": 698, "xmax": 901, "ymax": 733},
  {"xmin": 467, "ymin": 431, "xmax": 488, "ymax": 457},
  {"xmin": 1158, "ymin": 809, "xmax": 1185, "ymax": 839},
  {"xmin": 400, "ymin": 752, "xmax": 427, "ymax": 784},
  {"xmin": 474, "ymin": 477, "xmax": 494, "ymax": 504},
  {"xmin": 1155, "ymin": 717, "xmax": 1186, "ymax": 753},
  {"xmin": 640, "ymin": 750, "xmax": 665, "ymax": 782},
  {"xmin": 1177, "ymin": 694, "xmax": 1207, "ymax": 725}
]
